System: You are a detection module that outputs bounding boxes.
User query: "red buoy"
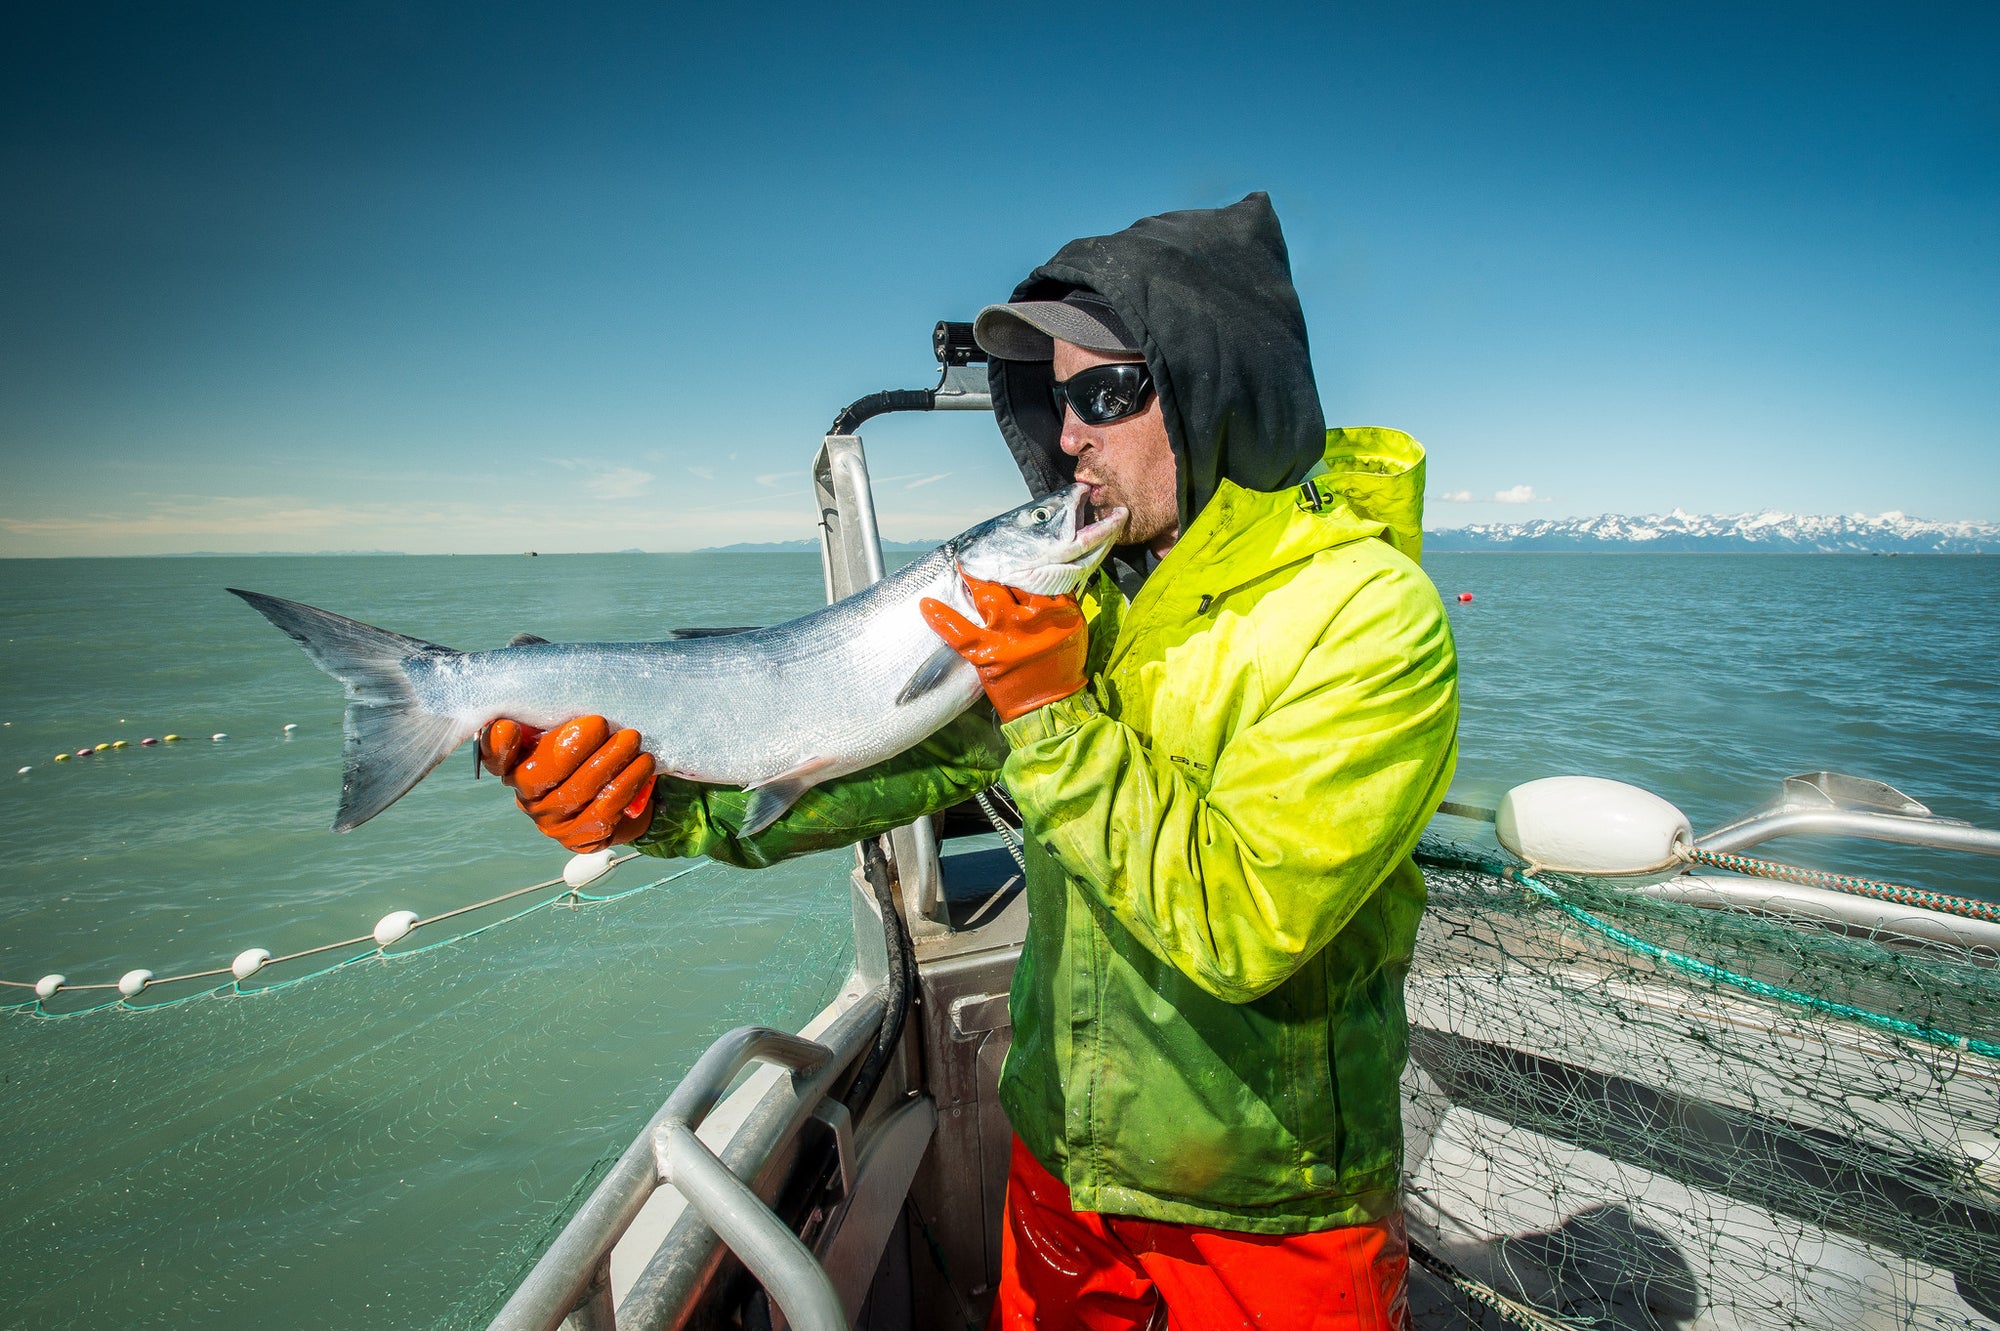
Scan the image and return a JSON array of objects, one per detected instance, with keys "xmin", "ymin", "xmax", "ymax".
[{"xmin": 1456, "ymin": 592, "xmax": 1474, "ymax": 603}]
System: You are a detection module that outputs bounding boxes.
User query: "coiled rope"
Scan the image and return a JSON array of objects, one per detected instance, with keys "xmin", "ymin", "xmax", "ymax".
[{"xmin": 1, "ymin": 855, "xmax": 715, "ymax": 1018}]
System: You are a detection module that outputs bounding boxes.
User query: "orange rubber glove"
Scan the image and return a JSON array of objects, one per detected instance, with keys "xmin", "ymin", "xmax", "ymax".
[
  {"xmin": 919, "ymin": 573, "xmax": 1088, "ymax": 723},
  {"xmin": 478, "ymin": 715, "xmax": 657, "ymax": 853}
]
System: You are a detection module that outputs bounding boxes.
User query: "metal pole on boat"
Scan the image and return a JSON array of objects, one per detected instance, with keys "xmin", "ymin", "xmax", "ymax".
[
  {"xmin": 488, "ymin": 1016, "xmax": 874, "ymax": 1331},
  {"xmin": 654, "ymin": 1123, "xmax": 847, "ymax": 1331}
]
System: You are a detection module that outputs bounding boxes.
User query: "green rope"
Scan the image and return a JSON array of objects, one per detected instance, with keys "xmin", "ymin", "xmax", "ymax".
[{"xmin": 1509, "ymin": 867, "xmax": 2000, "ymax": 1061}]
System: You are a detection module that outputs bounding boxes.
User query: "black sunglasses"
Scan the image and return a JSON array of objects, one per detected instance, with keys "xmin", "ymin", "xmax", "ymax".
[{"xmin": 1050, "ymin": 362, "xmax": 1154, "ymax": 426}]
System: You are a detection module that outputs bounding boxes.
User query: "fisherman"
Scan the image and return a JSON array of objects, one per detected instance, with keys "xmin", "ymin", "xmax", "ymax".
[{"xmin": 480, "ymin": 193, "xmax": 1458, "ymax": 1330}]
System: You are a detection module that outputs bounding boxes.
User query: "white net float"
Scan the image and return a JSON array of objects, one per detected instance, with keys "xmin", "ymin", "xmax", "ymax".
[
  {"xmin": 564, "ymin": 849, "xmax": 619, "ymax": 889},
  {"xmin": 1496, "ymin": 776, "xmax": 1691, "ymax": 877},
  {"xmin": 373, "ymin": 911, "xmax": 420, "ymax": 946}
]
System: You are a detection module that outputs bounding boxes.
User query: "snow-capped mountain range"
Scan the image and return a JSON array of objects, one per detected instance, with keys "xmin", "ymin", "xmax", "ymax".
[{"xmin": 1425, "ymin": 510, "xmax": 2000, "ymax": 554}]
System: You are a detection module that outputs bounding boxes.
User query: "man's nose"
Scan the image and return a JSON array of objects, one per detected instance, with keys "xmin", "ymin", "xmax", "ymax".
[{"xmin": 1057, "ymin": 411, "xmax": 1090, "ymax": 457}]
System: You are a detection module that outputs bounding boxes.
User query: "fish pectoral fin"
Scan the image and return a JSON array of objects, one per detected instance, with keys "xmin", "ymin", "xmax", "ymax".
[
  {"xmin": 896, "ymin": 643, "xmax": 965, "ymax": 706},
  {"xmin": 504, "ymin": 632, "xmax": 551, "ymax": 647},
  {"xmin": 740, "ymin": 757, "xmax": 841, "ymax": 837}
]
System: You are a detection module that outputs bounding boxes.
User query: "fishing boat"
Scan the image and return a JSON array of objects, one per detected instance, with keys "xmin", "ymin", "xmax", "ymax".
[{"xmin": 486, "ymin": 327, "xmax": 2000, "ymax": 1331}]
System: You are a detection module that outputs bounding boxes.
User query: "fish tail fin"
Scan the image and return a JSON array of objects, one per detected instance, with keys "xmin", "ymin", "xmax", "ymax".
[{"xmin": 229, "ymin": 589, "xmax": 473, "ymax": 831}]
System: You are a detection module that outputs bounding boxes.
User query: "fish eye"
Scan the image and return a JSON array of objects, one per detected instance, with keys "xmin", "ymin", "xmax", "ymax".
[{"xmin": 1031, "ymin": 507, "xmax": 1051, "ymax": 522}]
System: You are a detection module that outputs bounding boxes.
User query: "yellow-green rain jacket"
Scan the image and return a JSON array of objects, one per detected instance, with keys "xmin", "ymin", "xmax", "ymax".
[
  {"xmin": 636, "ymin": 427, "xmax": 1458, "ymax": 1233},
  {"xmin": 996, "ymin": 427, "xmax": 1456, "ymax": 1230}
]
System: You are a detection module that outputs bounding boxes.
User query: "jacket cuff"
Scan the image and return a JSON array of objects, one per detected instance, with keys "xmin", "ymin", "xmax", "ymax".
[{"xmin": 1001, "ymin": 690, "xmax": 1101, "ymax": 747}]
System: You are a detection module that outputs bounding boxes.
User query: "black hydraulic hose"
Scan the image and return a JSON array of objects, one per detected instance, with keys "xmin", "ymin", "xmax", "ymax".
[
  {"xmin": 829, "ymin": 388, "xmax": 935, "ymax": 437},
  {"xmin": 840, "ymin": 836, "xmax": 916, "ymax": 1114}
]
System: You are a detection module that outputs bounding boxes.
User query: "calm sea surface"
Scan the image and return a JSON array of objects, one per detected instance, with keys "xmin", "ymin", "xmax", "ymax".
[{"xmin": 2, "ymin": 551, "xmax": 1996, "ymax": 1327}]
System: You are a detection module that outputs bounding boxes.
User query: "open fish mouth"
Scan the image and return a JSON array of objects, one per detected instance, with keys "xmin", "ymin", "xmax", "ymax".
[
  {"xmin": 1073, "ymin": 506, "xmax": 1129, "ymax": 552},
  {"xmin": 1050, "ymin": 481, "xmax": 1128, "ymax": 563}
]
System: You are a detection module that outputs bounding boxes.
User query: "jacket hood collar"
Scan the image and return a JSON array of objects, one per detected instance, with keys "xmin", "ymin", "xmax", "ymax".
[{"xmin": 1146, "ymin": 427, "xmax": 1434, "ymax": 604}]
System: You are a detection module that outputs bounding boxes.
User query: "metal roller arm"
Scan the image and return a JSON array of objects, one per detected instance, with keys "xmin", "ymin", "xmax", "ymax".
[{"xmin": 1697, "ymin": 772, "xmax": 2000, "ymax": 858}]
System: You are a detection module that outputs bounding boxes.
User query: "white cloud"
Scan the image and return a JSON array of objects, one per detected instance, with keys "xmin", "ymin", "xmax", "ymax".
[
  {"xmin": 0, "ymin": 496, "xmax": 429, "ymax": 543},
  {"xmin": 581, "ymin": 466, "xmax": 654, "ymax": 500},
  {"xmin": 686, "ymin": 465, "xmax": 717, "ymax": 481},
  {"xmin": 903, "ymin": 472, "xmax": 951, "ymax": 491},
  {"xmin": 1433, "ymin": 484, "xmax": 1549, "ymax": 505},
  {"xmin": 0, "ymin": 487, "xmax": 830, "ymax": 556},
  {"xmin": 554, "ymin": 458, "xmax": 654, "ymax": 500}
]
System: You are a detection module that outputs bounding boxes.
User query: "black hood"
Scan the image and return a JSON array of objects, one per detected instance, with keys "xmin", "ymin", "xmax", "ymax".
[{"xmin": 989, "ymin": 192, "xmax": 1326, "ymax": 532}]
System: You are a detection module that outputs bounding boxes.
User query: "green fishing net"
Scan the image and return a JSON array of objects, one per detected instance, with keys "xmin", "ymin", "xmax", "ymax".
[{"xmin": 1404, "ymin": 839, "xmax": 2000, "ymax": 1331}]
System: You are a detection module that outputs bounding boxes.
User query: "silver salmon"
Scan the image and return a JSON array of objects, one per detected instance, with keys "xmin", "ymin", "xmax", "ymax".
[{"xmin": 232, "ymin": 485, "xmax": 1125, "ymax": 835}]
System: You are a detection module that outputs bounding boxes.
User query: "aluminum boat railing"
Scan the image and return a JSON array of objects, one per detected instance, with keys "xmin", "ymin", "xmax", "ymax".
[{"xmin": 488, "ymin": 988, "xmax": 887, "ymax": 1331}]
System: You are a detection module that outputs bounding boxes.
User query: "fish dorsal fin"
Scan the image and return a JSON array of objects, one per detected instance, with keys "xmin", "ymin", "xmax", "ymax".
[
  {"xmin": 896, "ymin": 643, "xmax": 965, "ymax": 706},
  {"xmin": 505, "ymin": 632, "xmax": 551, "ymax": 647},
  {"xmin": 740, "ymin": 756, "xmax": 841, "ymax": 836},
  {"xmin": 665, "ymin": 626, "xmax": 757, "ymax": 640}
]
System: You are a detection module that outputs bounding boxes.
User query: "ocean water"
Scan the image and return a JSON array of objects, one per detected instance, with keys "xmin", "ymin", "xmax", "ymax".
[{"xmin": 2, "ymin": 551, "xmax": 1996, "ymax": 1327}]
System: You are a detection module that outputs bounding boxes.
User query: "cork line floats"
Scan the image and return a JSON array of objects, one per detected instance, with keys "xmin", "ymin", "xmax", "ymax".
[
  {"xmin": 0, "ymin": 849, "xmax": 710, "ymax": 1016},
  {"xmin": 19, "ymin": 724, "xmax": 303, "ymax": 773}
]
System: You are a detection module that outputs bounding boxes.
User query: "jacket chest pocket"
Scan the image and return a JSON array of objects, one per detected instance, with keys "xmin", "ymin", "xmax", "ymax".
[{"xmin": 1114, "ymin": 648, "xmax": 1252, "ymax": 788}]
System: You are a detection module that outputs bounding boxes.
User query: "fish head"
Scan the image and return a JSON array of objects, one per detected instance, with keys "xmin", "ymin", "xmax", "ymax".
[{"xmin": 954, "ymin": 484, "xmax": 1128, "ymax": 596}]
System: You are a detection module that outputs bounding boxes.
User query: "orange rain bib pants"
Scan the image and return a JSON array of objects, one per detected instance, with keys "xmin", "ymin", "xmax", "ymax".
[{"xmin": 990, "ymin": 1137, "xmax": 1411, "ymax": 1331}]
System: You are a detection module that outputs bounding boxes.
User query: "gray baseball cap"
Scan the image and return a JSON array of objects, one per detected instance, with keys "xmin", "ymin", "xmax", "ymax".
[{"xmin": 973, "ymin": 292, "xmax": 1141, "ymax": 361}]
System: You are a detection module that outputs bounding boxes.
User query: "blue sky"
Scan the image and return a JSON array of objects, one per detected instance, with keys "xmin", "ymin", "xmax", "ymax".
[{"xmin": 2, "ymin": 1, "xmax": 1994, "ymax": 555}]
